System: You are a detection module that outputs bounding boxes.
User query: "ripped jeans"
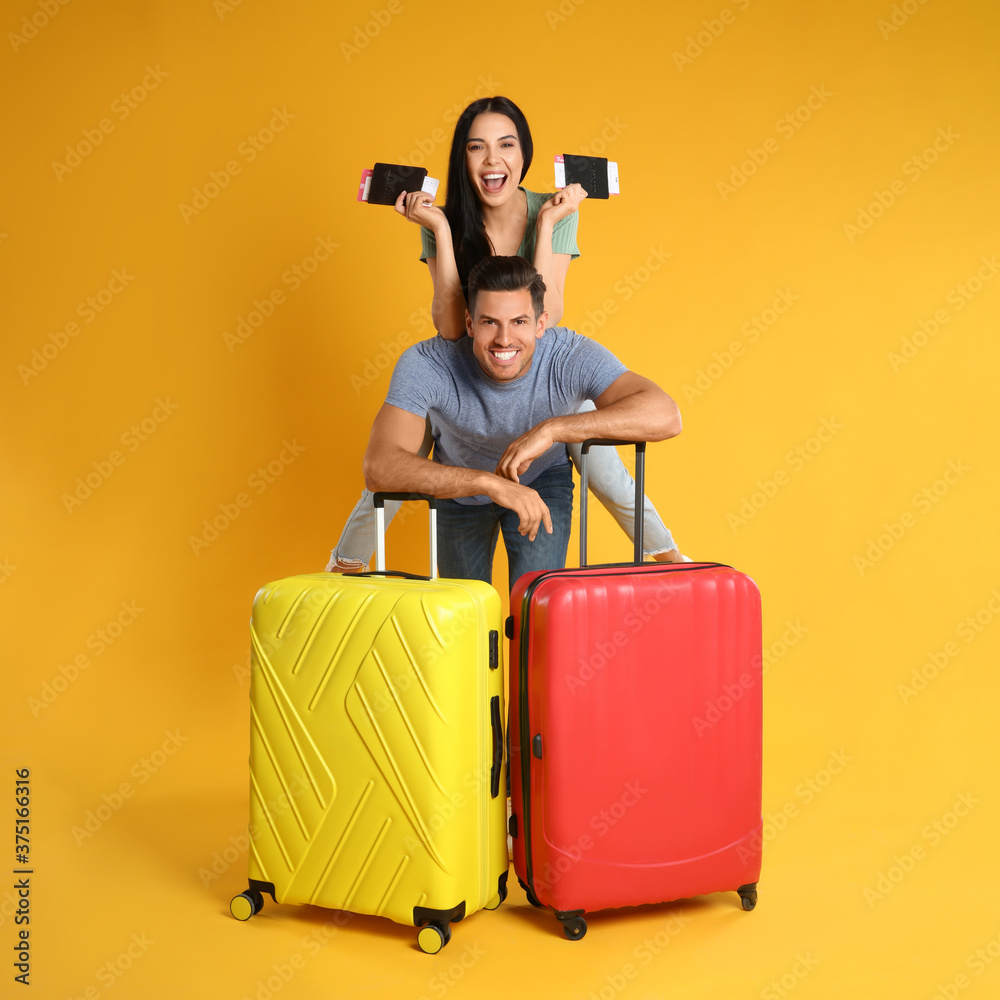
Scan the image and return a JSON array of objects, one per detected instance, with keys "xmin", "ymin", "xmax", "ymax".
[{"xmin": 327, "ymin": 401, "xmax": 678, "ymax": 571}]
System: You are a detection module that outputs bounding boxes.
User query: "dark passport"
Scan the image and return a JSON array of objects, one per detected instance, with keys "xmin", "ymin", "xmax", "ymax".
[
  {"xmin": 562, "ymin": 154, "xmax": 610, "ymax": 199},
  {"xmin": 367, "ymin": 162, "xmax": 428, "ymax": 205}
]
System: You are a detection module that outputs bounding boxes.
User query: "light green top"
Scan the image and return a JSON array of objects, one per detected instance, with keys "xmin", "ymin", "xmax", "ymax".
[{"xmin": 419, "ymin": 187, "xmax": 581, "ymax": 263}]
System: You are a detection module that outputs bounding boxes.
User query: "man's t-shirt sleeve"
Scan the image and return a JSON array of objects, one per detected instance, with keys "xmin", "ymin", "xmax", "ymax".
[
  {"xmin": 556, "ymin": 331, "xmax": 628, "ymax": 400},
  {"xmin": 385, "ymin": 343, "xmax": 438, "ymax": 417}
]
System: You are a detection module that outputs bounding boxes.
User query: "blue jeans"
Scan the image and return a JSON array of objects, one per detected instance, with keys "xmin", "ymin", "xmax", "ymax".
[{"xmin": 436, "ymin": 462, "xmax": 574, "ymax": 592}]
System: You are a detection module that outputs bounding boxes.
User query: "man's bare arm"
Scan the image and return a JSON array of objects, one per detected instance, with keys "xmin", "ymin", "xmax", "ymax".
[
  {"xmin": 495, "ymin": 372, "xmax": 681, "ymax": 481},
  {"xmin": 363, "ymin": 404, "xmax": 553, "ymax": 540}
]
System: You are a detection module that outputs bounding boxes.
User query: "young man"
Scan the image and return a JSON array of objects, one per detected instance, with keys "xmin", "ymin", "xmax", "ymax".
[{"xmin": 363, "ymin": 256, "xmax": 682, "ymax": 590}]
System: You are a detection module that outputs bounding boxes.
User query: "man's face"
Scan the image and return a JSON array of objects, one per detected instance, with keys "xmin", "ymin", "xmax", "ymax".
[{"xmin": 466, "ymin": 288, "xmax": 546, "ymax": 383}]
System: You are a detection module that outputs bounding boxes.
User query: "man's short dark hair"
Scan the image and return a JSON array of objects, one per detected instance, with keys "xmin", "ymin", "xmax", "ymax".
[{"xmin": 467, "ymin": 256, "xmax": 547, "ymax": 319}]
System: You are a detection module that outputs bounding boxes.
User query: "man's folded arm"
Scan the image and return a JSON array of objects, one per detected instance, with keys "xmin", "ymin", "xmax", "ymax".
[
  {"xmin": 562, "ymin": 370, "xmax": 681, "ymax": 443},
  {"xmin": 495, "ymin": 372, "xmax": 681, "ymax": 482},
  {"xmin": 363, "ymin": 404, "xmax": 490, "ymax": 498},
  {"xmin": 363, "ymin": 403, "xmax": 555, "ymax": 541}
]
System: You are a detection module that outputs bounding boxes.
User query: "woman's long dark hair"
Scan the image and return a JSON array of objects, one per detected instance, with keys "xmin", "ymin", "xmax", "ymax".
[{"xmin": 443, "ymin": 96, "xmax": 533, "ymax": 291}]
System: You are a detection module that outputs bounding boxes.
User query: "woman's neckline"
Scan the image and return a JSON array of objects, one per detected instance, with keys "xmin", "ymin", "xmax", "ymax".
[{"xmin": 481, "ymin": 186, "xmax": 529, "ymax": 256}]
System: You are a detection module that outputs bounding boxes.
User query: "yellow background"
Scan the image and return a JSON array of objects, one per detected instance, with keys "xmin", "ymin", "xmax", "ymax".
[{"xmin": 2, "ymin": 0, "xmax": 998, "ymax": 996}]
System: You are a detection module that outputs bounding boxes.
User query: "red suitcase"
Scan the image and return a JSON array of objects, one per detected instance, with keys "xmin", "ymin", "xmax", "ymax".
[{"xmin": 508, "ymin": 440, "xmax": 763, "ymax": 940}]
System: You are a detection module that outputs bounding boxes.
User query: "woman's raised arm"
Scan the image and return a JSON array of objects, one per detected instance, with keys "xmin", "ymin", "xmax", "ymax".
[
  {"xmin": 532, "ymin": 182, "xmax": 587, "ymax": 326},
  {"xmin": 395, "ymin": 189, "xmax": 467, "ymax": 340}
]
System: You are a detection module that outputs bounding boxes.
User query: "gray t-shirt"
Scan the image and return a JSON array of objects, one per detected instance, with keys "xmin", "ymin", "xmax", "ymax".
[{"xmin": 385, "ymin": 328, "xmax": 627, "ymax": 504}]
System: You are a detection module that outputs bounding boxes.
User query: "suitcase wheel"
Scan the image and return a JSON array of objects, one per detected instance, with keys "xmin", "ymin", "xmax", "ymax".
[
  {"xmin": 417, "ymin": 923, "xmax": 451, "ymax": 955},
  {"xmin": 556, "ymin": 913, "xmax": 587, "ymax": 941},
  {"xmin": 737, "ymin": 883, "xmax": 758, "ymax": 911},
  {"xmin": 485, "ymin": 873, "xmax": 510, "ymax": 910},
  {"xmin": 517, "ymin": 877, "xmax": 543, "ymax": 908},
  {"xmin": 230, "ymin": 888, "xmax": 264, "ymax": 921}
]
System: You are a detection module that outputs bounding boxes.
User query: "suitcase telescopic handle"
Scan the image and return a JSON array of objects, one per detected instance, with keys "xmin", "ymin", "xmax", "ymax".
[
  {"xmin": 579, "ymin": 440, "xmax": 646, "ymax": 568},
  {"xmin": 371, "ymin": 492, "xmax": 439, "ymax": 578}
]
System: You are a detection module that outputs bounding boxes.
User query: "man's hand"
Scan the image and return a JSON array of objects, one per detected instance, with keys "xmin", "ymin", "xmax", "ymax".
[
  {"xmin": 364, "ymin": 405, "xmax": 552, "ymax": 541},
  {"xmin": 495, "ymin": 424, "xmax": 555, "ymax": 483},
  {"xmin": 487, "ymin": 478, "xmax": 553, "ymax": 541}
]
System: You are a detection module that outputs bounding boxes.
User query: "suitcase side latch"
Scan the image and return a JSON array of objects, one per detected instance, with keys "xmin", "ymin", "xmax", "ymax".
[{"xmin": 532, "ymin": 734, "xmax": 543, "ymax": 759}]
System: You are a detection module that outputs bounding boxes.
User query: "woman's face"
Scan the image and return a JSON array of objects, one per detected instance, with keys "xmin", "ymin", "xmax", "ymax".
[{"xmin": 465, "ymin": 112, "xmax": 524, "ymax": 207}]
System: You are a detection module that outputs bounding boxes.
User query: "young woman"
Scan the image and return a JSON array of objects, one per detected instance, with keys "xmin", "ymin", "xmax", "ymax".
[{"xmin": 326, "ymin": 96, "xmax": 687, "ymax": 572}]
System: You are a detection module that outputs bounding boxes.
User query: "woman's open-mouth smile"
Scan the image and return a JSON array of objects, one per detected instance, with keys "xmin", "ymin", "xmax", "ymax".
[{"xmin": 481, "ymin": 172, "xmax": 508, "ymax": 194}]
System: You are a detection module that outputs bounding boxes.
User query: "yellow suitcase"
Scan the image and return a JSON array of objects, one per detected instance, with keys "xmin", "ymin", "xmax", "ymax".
[{"xmin": 230, "ymin": 495, "xmax": 509, "ymax": 953}]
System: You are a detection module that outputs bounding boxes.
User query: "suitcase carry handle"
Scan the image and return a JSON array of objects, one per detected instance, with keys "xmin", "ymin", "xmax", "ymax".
[
  {"xmin": 350, "ymin": 570, "xmax": 431, "ymax": 582},
  {"xmin": 489, "ymin": 696, "xmax": 503, "ymax": 798},
  {"xmin": 371, "ymin": 492, "xmax": 438, "ymax": 578},
  {"xmin": 579, "ymin": 440, "xmax": 646, "ymax": 567}
]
